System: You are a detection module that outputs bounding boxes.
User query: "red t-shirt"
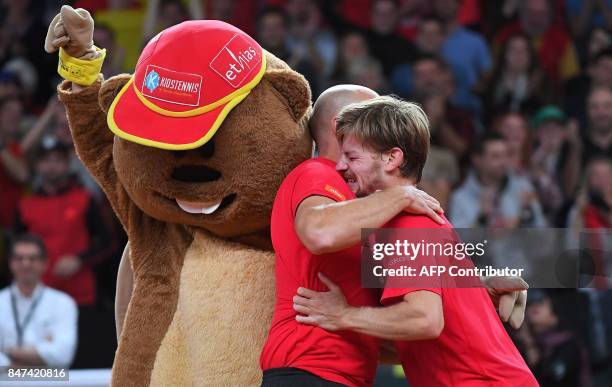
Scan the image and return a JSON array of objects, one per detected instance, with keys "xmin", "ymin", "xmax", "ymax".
[
  {"xmin": 260, "ymin": 158, "xmax": 379, "ymax": 387},
  {"xmin": 381, "ymin": 214, "xmax": 538, "ymax": 387}
]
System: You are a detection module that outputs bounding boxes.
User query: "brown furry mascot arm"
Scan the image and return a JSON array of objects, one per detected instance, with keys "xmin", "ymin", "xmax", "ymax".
[{"xmin": 57, "ymin": 76, "xmax": 131, "ymax": 223}]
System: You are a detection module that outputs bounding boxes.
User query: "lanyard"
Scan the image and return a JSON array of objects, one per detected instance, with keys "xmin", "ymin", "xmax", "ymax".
[{"xmin": 10, "ymin": 287, "xmax": 45, "ymax": 347}]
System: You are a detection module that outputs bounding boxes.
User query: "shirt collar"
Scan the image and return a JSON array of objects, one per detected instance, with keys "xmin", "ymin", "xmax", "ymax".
[{"xmin": 11, "ymin": 283, "xmax": 44, "ymax": 300}]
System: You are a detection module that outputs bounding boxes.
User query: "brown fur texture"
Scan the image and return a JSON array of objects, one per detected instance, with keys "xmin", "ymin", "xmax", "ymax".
[{"xmin": 58, "ymin": 51, "xmax": 312, "ymax": 386}]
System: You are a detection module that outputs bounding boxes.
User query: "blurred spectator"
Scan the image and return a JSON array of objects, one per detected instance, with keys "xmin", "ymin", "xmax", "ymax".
[
  {"xmin": 94, "ymin": 23, "xmax": 126, "ymax": 77},
  {"xmin": 21, "ymin": 97, "xmax": 103, "ymax": 198},
  {"xmin": 345, "ymin": 56, "xmax": 389, "ymax": 94},
  {"xmin": 415, "ymin": 16, "xmax": 445, "ymax": 55},
  {"xmin": 419, "ymin": 146, "xmax": 459, "ymax": 210},
  {"xmin": 449, "ymin": 132, "xmax": 546, "ymax": 228},
  {"xmin": 566, "ymin": 0, "xmax": 612, "ymax": 39},
  {"xmin": 0, "ymin": 96, "xmax": 28, "ymax": 229},
  {"xmin": 411, "ymin": 55, "xmax": 476, "ymax": 164},
  {"xmin": 365, "ymin": 0, "xmax": 416, "ymax": 76},
  {"xmin": 480, "ymin": 0, "xmax": 521, "ymax": 38},
  {"xmin": 257, "ymin": 6, "xmax": 318, "ymax": 93},
  {"xmin": 142, "ymin": 0, "xmax": 190, "ymax": 42},
  {"xmin": 0, "ymin": 234, "xmax": 77, "ymax": 368},
  {"xmin": 479, "ymin": 33, "xmax": 554, "ymax": 123},
  {"xmin": 0, "ymin": 71, "xmax": 22, "ymax": 100},
  {"xmin": 493, "ymin": 112, "xmax": 532, "ymax": 174},
  {"xmin": 330, "ymin": 31, "xmax": 371, "ymax": 85},
  {"xmin": 14, "ymin": 139, "xmax": 118, "ymax": 368},
  {"xmin": 569, "ymin": 156, "xmax": 612, "ymax": 229},
  {"xmin": 204, "ymin": 0, "xmax": 258, "ymax": 36},
  {"xmin": 529, "ymin": 106, "xmax": 582, "ymax": 225},
  {"xmin": 495, "ymin": 0, "xmax": 580, "ymax": 85},
  {"xmin": 518, "ymin": 290, "xmax": 593, "ymax": 387},
  {"xmin": 586, "ymin": 26, "xmax": 612, "ymax": 60},
  {"xmin": 14, "ymin": 138, "xmax": 115, "ymax": 307},
  {"xmin": 0, "ymin": 0, "xmax": 55, "ymax": 105},
  {"xmin": 583, "ymin": 86, "xmax": 612, "ymax": 166},
  {"xmin": 434, "ymin": 0, "xmax": 491, "ymax": 115},
  {"xmin": 286, "ymin": 0, "xmax": 338, "ymax": 83},
  {"xmin": 565, "ymin": 47, "xmax": 612, "ymax": 127}
]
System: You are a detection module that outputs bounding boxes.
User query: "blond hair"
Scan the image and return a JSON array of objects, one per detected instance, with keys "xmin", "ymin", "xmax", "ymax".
[{"xmin": 336, "ymin": 95, "xmax": 430, "ymax": 181}]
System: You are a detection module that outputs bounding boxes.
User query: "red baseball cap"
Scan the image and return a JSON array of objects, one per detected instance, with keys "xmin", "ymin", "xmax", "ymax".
[{"xmin": 107, "ymin": 20, "xmax": 266, "ymax": 150}]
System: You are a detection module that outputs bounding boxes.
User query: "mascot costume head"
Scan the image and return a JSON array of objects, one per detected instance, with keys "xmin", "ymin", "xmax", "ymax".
[{"xmin": 47, "ymin": 6, "xmax": 312, "ymax": 386}]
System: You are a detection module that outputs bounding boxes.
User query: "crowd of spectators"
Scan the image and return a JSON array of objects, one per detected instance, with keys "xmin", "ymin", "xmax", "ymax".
[{"xmin": 0, "ymin": 0, "xmax": 610, "ymax": 385}]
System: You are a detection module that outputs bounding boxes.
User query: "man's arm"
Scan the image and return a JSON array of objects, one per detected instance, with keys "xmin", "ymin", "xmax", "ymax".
[
  {"xmin": 294, "ymin": 273, "xmax": 443, "ymax": 341},
  {"xmin": 32, "ymin": 296, "xmax": 78, "ymax": 367},
  {"xmin": 296, "ymin": 185, "xmax": 444, "ymax": 255},
  {"xmin": 5, "ymin": 347, "xmax": 45, "ymax": 366}
]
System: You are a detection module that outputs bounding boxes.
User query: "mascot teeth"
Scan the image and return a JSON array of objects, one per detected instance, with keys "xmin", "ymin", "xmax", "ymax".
[{"xmin": 176, "ymin": 200, "xmax": 222, "ymax": 214}]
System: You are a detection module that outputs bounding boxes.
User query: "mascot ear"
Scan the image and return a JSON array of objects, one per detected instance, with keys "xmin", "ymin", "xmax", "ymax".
[
  {"xmin": 98, "ymin": 74, "xmax": 132, "ymax": 114},
  {"xmin": 265, "ymin": 69, "xmax": 311, "ymax": 122}
]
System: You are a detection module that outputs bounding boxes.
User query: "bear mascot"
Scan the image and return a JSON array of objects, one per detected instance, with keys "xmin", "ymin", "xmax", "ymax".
[
  {"xmin": 44, "ymin": 6, "xmax": 527, "ymax": 387},
  {"xmin": 45, "ymin": 6, "xmax": 311, "ymax": 387}
]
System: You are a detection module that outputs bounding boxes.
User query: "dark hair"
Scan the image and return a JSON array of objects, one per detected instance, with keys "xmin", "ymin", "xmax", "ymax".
[
  {"xmin": 413, "ymin": 53, "xmax": 449, "ymax": 71},
  {"xmin": 0, "ymin": 95, "xmax": 23, "ymax": 112},
  {"xmin": 592, "ymin": 46, "xmax": 612, "ymax": 64},
  {"xmin": 257, "ymin": 6, "xmax": 288, "ymax": 29},
  {"xmin": 420, "ymin": 15, "xmax": 445, "ymax": 30},
  {"xmin": 471, "ymin": 132, "xmax": 506, "ymax": 156},
  {"xmin": 10, "ymin": 234, "xmax": 47, "ymax": 260},
  {"xmin": 487, "ymin": 32, "xmax": 540, "ymax": 86}
]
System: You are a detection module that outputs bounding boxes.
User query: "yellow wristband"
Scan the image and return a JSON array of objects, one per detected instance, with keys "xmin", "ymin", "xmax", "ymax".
[{"xmin": 58, "ymin": 46, "xmax": 106, "ymax": 86}]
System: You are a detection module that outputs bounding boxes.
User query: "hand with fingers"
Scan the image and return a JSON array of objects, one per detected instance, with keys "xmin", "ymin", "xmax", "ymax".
[
  {"xmin": 482, "ymin": 276, "xmax": 529, "ymax": 329},
  {"xmin": 293, "ymin": 272, "xmax": 351, "ymax": 331},
  {"xmin": 45, "ymin": 5, "xmax": 98, "ymax": 59},
  {"xmin": 44, "ymin": 5, "xmax": 106, "ymax": 87},
  {"xmin": 400, "ymin": 185, "xmax": 446, "ymax": 225}
]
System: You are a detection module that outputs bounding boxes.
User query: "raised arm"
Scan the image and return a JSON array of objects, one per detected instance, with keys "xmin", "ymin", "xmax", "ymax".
[
  {"xmin": 295, "ymin": 185, "xmax": 444, "ymax": 255},
  {"xmin": 46, "ymin": 6, "xmax": 133, "ymax": 225}
]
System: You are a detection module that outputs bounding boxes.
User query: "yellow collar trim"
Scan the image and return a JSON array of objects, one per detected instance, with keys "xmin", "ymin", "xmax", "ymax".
[{"xmin": 131, "ymin": 54, "xmax": 266, "ymax": 117}]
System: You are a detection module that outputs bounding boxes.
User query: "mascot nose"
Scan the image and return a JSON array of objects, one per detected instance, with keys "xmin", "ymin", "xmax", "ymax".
[{"xmin": 171, "ymin": 165, "xmax": 221, "ymax": 183}]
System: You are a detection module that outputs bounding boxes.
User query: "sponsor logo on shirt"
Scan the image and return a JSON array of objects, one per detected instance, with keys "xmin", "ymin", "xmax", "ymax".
[
  {"xmin": 325, "ymin": 184, "xmax": 346, "ymax": 201},
  {"xmin": 141, "ymin": 65, "xmax": 203, "ymax": 106},
  {"xmin": 210, "ymin": 35, "xmax": 261, "ymax": 88}
]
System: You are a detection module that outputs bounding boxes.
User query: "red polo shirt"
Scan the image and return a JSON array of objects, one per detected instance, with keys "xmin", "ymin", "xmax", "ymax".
[
  {"xmin": 260, "ymin": 158, "xmax": 379, "ymax": 387},
  {"xmin": 381, "ymin": 214, "xmax": 538, "ymax": 387}
]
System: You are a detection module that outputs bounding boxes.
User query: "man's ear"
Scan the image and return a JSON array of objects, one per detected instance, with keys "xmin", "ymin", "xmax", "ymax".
[
  {"xmin": 385, "ymin": 147, "xmax": 405, "ymax": 172},
  {"xmin": 98, "ymin": 74, "xmax": 132, "ymax": 114},
  {"xmin": 265, "ymin": 69, "xmax": 311, "ymax": 122}
]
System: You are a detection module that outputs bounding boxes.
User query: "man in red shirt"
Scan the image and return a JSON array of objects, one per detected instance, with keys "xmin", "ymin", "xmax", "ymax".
[
  {"xmin": 259, "ymin": 85, "xmax": 446, "ymax": 387},
  {"xmin": 292, "ymin": 96, "xmax": 537, "ymax": 386}
]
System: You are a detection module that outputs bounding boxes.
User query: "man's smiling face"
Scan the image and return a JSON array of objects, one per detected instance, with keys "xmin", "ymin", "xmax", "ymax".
[{"xmin": 335, "ymin": 134, "xmax": 386, "ymax": 197}]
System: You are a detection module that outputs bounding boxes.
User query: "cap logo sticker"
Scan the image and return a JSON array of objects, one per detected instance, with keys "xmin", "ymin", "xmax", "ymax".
[
  {"xmin": 210, "ymin": 35, "xmax": 262, "ymax": 88},
  {"xmin": 141, "ymin": 65, "xmax": 203, "ymax": 107}
]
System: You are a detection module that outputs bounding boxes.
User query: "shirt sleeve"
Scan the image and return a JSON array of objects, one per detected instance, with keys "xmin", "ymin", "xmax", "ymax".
[
  {"xmin": 378, "ymin": 223, "xmax": 446, "ymax": 306},
  {"xmin": 35, "ymin": 294, "xmax": 78, "ymax": 368},
  {"xmin": 290, "ymin": 163, "xmax": 350, "ymax": 216}
]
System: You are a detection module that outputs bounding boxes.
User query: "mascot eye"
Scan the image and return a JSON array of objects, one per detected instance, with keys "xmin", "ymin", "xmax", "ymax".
[{"xmin": 198, "ymin": 140, "xmax": 215, "ymax": 159}]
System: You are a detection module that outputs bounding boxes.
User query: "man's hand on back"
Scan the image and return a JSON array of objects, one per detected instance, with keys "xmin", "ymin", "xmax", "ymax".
[
  {"xmin": 482, "ymin": 276, "xmax": 529, "ymax": 329},
  {"xmin": 293, "ymin": 273, "xmax": 351, "ymax": 331},
  {"xmin": 399, "ymin": 185, "xmax": 445, "ymax": 224}
]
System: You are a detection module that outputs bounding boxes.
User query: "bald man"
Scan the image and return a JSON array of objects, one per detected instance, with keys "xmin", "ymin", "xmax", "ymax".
[{"xmin": 259, "ymin": 85, "xmax": 445, "ymax": 387}]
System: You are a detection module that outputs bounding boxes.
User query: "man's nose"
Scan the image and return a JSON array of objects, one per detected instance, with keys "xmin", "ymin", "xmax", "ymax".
[{"xmin": 336, "ymin": 157, "xmax": 348, "ymax": 172}]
